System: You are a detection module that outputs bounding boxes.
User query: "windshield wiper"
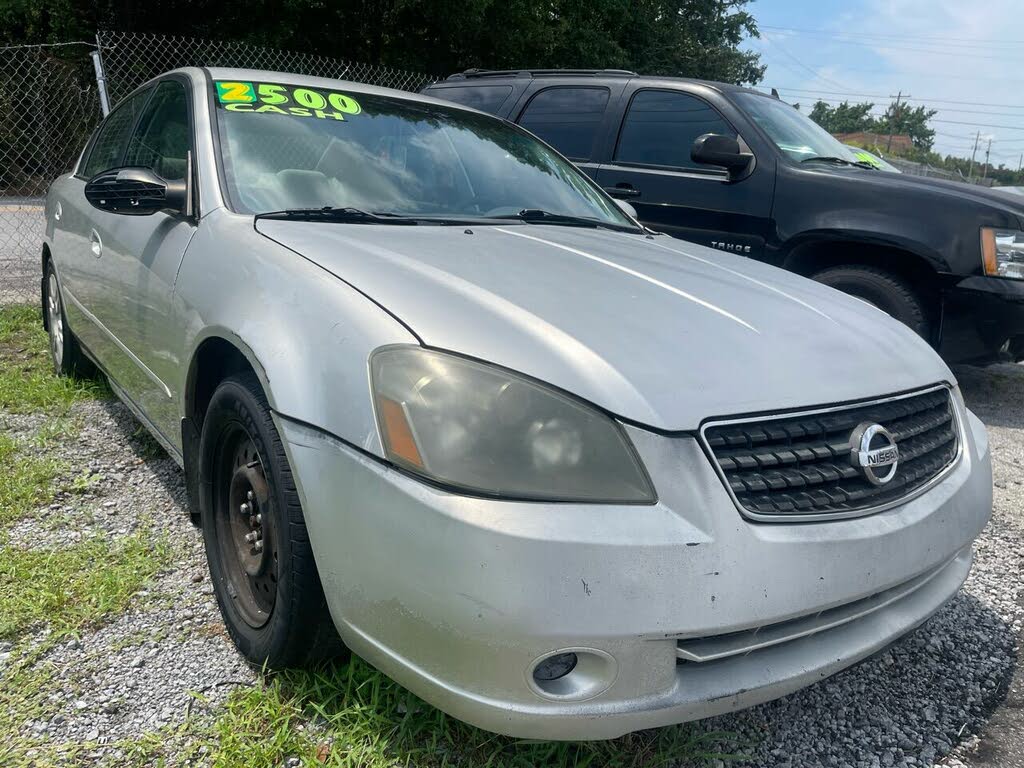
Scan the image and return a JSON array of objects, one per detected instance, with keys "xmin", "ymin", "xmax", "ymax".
[
  {"xmin": 801, "ymin": 156, "xmax": 877, "ymax": 170},
  {"xmin": 255, "ymin": 206, "xmax": 418, "ymax": 224},
  {"xmin": 492, "ymin": 209, "xmax": 640, "ymax": 232}
]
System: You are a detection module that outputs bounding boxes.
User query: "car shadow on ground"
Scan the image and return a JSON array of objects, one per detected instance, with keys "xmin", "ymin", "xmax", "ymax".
[
  {"xmin": 96, "ymin": 393, "xmax": 188, "ymax": 502},
  {"xmin": 955, "ymin": 362, "xmax": 1024, "ymax": 430}
]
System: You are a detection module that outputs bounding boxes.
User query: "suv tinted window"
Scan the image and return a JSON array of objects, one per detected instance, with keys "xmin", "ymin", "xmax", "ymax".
[
  {"xmin": 518, "ymin": 87, "xmax": 609, "ymax": 161},
  {"xmin": 429, "ymin": 85, "xmax": 513, "ymax": 115},
  {"xmin": 125, "ymin": 80, "xmax": 191, "ymax": 180},
  {"xmin": 81, "ymin": 88, "xmax": 152, "ymax": 178},
  {"xmin": 615, "ymin": 90, "xmax": 734, "ymax": 170}
]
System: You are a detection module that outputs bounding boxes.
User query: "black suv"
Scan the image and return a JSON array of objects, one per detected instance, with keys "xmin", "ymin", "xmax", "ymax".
[{"xmin": 422, "ymin": 69, "xmax": 1024, "ymax": 363}]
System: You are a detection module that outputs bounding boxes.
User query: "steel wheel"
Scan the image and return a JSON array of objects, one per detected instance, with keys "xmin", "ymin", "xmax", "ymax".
[
  {"xmin": 46, "ymin": 272, "xmax": 64, "ymax": 369},
  {"xmin": 212, "ymin": 424, "xmax": 279, "ymax": 628}
]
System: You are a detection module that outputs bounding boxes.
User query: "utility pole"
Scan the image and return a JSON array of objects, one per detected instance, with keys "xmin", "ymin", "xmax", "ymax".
[
  {"xmin": 982, "ymin": 138, "xmax": 992, "ymax": 181},
  {"xmin": 887, "ymin": 91, "xmax": 903, "ymax": 152},
  {"xmin": 968, "ymin": 131, "xmax": 981, "ymax": 181}
]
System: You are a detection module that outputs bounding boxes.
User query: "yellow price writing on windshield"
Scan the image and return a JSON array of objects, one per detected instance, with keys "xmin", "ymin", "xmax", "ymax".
[{"xmin": 215, "ymin": 81, "xmax": 362, "ymax": 121}]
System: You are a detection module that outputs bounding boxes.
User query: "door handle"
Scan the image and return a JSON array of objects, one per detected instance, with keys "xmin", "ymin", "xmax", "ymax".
[
  {"xmin": 603, "ymin": 184, "xmax": 641, "ymax": 199},
  {"xmin": 89, "ymin": 229, "xmax": 103, "ymax": 258}
]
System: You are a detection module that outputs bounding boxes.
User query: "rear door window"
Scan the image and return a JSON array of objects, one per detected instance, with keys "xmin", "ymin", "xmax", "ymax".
[
  {"xmin": 517, "ymin": 87, "xmax": 610, "ymax": 161},
  {"xmin": 427, "ymin": 85, "xmax": 513, "ymax": 115},
  {"xmin": 614, "ymin": 89, "xmax": 734, "ymax": 170},
  {"xmin": 80, "ymin": 88, "xmax": 153, "ymax": 178}
]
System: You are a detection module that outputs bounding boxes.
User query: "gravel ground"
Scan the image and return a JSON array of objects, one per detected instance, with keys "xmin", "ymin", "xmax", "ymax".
[
  {"xmin": 4, "ymin": 400, "xmax": 256, "ymax": 763},
  {"xmin": 3, "ymin": 364, "xmax": 1023, "ymax": 766}
]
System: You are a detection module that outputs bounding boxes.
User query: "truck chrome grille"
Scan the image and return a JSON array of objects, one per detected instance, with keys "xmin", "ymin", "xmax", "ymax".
[{"xmin": 702, "ymin": 386, "xmax": 960, "ymax": 521}]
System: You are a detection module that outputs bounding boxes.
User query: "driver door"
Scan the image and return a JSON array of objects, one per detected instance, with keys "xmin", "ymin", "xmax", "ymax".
[
  {"xmin": 97, "ymin": 77, "xmax": 198, "ymax": 443},
  {"xmin": 596, "ymin": 86, "xmax": 774, "ymax": 257}
]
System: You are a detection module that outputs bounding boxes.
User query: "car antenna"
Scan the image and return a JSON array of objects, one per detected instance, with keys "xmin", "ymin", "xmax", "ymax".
[{"xmin": 770, "ymin": 88, "xmax": 781, "ymax": 99}]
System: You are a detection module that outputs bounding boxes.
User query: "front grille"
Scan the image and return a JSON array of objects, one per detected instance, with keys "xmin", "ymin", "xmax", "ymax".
[{"xmin": 702, "ymin": 386, "xmax": 960, "ymax": 520}]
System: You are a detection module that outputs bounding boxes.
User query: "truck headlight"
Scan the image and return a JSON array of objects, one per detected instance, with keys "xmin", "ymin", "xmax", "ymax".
[
  {"xmin": 981, "ymin": 228, "xmax": 1024, "ymax": 280},
  {"xmin": 370, "ymin": 347, "xmax": 655, "ymax": 503}
]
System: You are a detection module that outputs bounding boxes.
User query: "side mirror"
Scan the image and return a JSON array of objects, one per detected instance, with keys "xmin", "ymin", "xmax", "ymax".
[
  {"xmin": 84, "ymin": 167, "xmax": 187, "ymax": 216},
  {"xmin": 691, "ymin": 134, "xmax": 753, "ymax": 177},
  {"xmin": 613, "ymin": 198, "xmax": 638, "ymax": 219}
]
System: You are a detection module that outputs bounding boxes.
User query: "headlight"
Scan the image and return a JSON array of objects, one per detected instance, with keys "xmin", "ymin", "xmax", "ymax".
[
  {"xmin": 370, "ymin": 347, "xmax": 655, "ymax": 503},
  {"xmin": 981, "ymin": 228, "xmax": 1024, "ymax": 279}
]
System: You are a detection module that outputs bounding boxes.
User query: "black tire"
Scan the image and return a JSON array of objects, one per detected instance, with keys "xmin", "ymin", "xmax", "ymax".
[
  {"xmin": 811, "ymin": 265, "xmax": 931, "ymax": 339},
  {"xmin": 199, "ymin": 372, "xmax": 345, "ymax": 668},
  {"xmin": 43, "ymin": 261, "xmax": 94, "ymax": 378}
]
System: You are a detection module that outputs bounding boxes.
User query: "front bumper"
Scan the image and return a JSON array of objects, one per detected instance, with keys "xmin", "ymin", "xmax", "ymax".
[
  {"xmin": 940, "ymin": 276, "xmax": 1024, "ymax": 362},
  {"xmin": 278, "ymin": 405, "xmax": 992, "ymax": 741}
]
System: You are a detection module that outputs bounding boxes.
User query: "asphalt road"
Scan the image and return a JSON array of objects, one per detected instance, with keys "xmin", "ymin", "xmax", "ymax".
[{"xmin": 1, "ymin": 200, "xmax": 44, "ymax": 305}]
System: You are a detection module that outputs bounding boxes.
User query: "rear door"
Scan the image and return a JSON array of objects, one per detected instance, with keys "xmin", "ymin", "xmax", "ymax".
[
  {"xmin": 595, "ymin": 85, "xmax": 774, "ymax": 256},
  {"xmin": 512, "ymin": 84, "xmax": 622, "ymax": 181}
]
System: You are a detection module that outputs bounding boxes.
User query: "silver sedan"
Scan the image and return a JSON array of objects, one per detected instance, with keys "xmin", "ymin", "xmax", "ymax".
[{"xmin": 42, "ymin": 68, "xmax": 992, "ymax": 740}]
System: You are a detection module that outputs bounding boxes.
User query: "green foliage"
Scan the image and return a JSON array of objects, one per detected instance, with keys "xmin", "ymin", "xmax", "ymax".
[
  {"xmin": 0, "ymin": 532, "xmax": 170, "ymax": 639},
  {"xmin": 808, "ymin": 99, "xmax": 936, "ymax": 152},
  {"xmin": 0, "ymin": 306, "xmax": 108, "ymax": 414},
  {"xmin": 126, "ymin": 656, "xmax": 738, "ymax": 767},
  {"xmin": 1, "ymin": 0, "xmax": 764, "ymax": 85},
  {"xmin": 0, "ymin": 432, "xmax": 64, "ymax": 533},
  {"xmin": 809, "ymin": 100, "xmax": 876, "ymax": 135}
]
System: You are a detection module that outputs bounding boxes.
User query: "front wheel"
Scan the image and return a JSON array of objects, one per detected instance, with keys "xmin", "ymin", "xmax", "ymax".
[
  {"xmin": 199, "ymin": 372, "xmax": 345, "ymax": 668},
  {"xmin": 811, "ymin": 264, "xmax": 931, "ymax": 340}
]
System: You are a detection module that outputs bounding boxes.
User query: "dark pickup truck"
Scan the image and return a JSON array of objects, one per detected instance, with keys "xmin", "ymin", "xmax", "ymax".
[{"xmin": 422, "ymin": 69, "xmax": 1024, "ymax": 363}]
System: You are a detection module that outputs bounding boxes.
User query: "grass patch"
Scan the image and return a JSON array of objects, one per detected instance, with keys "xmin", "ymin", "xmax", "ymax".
[
  {"xmin": 0, "ymin": 532, "xmax": 171, "ymax": 640},
  {"xmin": 0, "ymin": 305, "xmax": 108, "ymax": 413},
  {"xmin": 0, "ymin": 432, "xmax": 65, "ymax": 533},
  {"xmin": 128, "ymin": 657, "xmax": 735, "ymax": 768}
]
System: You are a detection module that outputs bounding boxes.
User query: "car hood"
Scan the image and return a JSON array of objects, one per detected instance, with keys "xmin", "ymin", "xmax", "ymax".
[
  {"xmin": 814, "ymin": 165, "xmax": 1024, "ymax": 221},
  {"xmin": 256, "ymin": 220, "xmax": 952, "ymax": 431}
]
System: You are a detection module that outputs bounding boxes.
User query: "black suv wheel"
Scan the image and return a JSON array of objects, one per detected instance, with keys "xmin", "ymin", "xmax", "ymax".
[{"xmin": 812, "ymin": 264, "xmax": 930, "ymax": 339}]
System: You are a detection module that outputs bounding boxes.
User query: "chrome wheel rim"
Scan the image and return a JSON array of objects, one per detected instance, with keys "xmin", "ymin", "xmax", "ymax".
[{"xmin": 46, "ymin": 273, "xmax": 64, "ymax": 367}]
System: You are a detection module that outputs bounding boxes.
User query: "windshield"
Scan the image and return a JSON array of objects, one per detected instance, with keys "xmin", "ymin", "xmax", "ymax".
[
  {"xmin": 211, "ymin": 79, "xmax": 634, "ymax": 227},
  {"xmin": 734, "ymin": 92, "xmax": 859, "ymax": 163}
]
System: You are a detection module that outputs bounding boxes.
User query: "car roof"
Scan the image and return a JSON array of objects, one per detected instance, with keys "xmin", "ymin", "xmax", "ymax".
[{"xmin": 432, "ymin": 68, "xmax": 767, "ymax": 98}]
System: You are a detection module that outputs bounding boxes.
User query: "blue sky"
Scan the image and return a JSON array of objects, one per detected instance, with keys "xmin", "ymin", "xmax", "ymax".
[{"xmin": 742, "ymin": 0, "xmax": 1024, "ymax": 168}]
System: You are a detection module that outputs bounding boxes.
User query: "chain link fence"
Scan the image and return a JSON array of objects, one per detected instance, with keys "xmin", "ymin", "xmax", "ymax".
[
  {"xmin": 0, "ymin": 43, "xmax": 101, "ymax": 304},
  {"xmin": 0, "ymin": 32, "xmax": 438, "ymax": 305},
  {"xmin": 96, "ymin": 31, "xmax": 438, "ymax": 106}
]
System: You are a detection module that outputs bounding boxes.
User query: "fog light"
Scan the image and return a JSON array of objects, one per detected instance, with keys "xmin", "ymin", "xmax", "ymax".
[
  {"xmin": 532, "ymin": 652, "xmax": 578, "ymax": 682},
  {"xmin": 527, "ymin": 648, "xmax": 617, "ymax": 701}
]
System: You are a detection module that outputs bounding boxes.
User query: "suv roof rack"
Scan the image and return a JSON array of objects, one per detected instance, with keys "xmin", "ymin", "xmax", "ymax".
[{"xmin": 445, "ymin": 68, "xmax": 637, "ymax": 81}]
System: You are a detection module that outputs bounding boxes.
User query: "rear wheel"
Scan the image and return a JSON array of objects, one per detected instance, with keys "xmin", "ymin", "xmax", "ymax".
[
  {"xmin": 43, "ymin": 262, "xmax": 93, "ymax": 377},
  {"xmin": 199, "ymin": 372, "xmax": 344, "ymax": 668},
  {"xmin": 811, "ymin": 264, "xmax": 931, "ymax": 339}
]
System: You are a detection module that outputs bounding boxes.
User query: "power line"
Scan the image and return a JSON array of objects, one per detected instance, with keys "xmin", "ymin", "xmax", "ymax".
[
  {"xmin": 767, "ymin": 86, "xmax": 1024, "ymax": 110},
  {"xmin": 769, "ymin": 91, "xmax": 1024, "ymax": 119},
  {"xmin": 759, "ymin": 36, "xmax": 853, "ymax": 91},
  {"xmin": 762, "ymin": 32, "xmax": 1024, "ymax": 62},
  {"xmin": 758, "ymin": 25, "xmax": 1024, "ymax": 47}
]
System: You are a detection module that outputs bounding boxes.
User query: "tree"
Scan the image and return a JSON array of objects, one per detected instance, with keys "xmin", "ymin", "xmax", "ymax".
[
  {"xmin": 0, "ymin": 0, "xmax": 765, "ymax": 85},
  {"xmin": 808, "ymin": 100, "xmax": 876, "ymax": 134},
  {"xmin": 882, "ymin": 101, "xmax": 936, "ymax": 152}
]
